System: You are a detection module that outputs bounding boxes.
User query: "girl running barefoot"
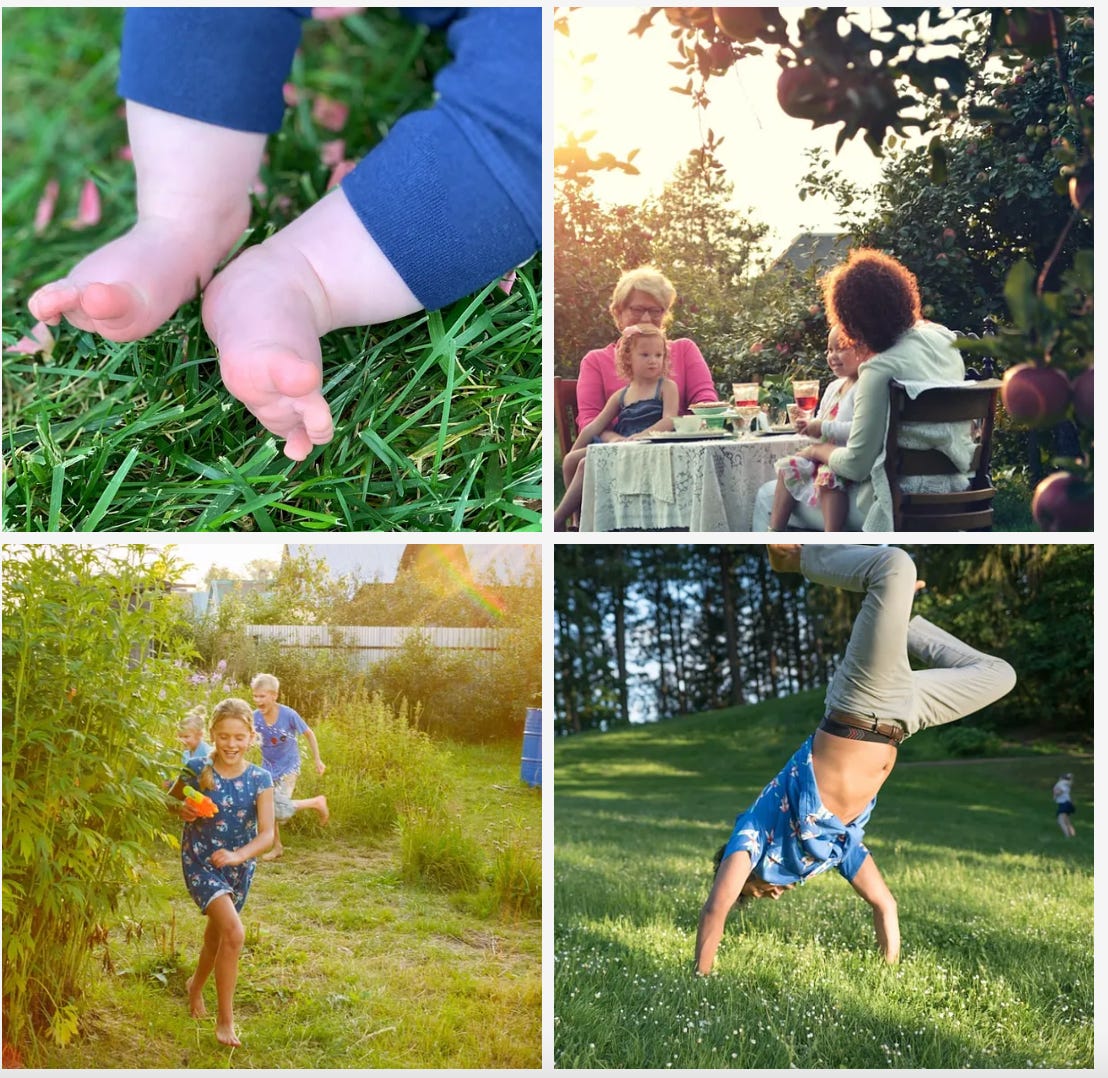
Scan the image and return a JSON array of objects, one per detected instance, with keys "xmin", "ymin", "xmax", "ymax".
[{"xmin": 170, "ymin": 698, "xmax": 275, "ymax": 1047}]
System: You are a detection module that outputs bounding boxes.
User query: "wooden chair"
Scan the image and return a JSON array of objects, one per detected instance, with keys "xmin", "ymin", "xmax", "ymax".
[
  {"xmin": 553, "ymin": 376, "xmax": 579, "ymax": 458},
  {"xmin": 885, "ymin": 378, "xmax": 1002, "ymax": 531},
  {"xmin": 553, "ymin": 376, "xmax": 580, "ymax": 529}
]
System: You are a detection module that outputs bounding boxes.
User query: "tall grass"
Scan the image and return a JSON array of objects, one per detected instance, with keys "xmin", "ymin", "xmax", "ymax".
[{"xmin": 554, "ymin": 692, "xmax": 1093, "ymax": 1069}]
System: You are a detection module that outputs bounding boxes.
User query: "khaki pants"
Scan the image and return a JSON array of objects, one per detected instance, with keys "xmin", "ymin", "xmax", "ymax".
[{"xmin": 801, "ymin": 546, "xmax": 1017, "ymax": 738}]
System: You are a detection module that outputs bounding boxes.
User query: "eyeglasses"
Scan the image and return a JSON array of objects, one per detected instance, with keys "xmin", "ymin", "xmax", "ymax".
[{"xmin": 626, "ymin": 305, "xmax": 665, "ymax": 320}]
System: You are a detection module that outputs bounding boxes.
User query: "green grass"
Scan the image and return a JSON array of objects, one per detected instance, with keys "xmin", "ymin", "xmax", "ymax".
[
  {"xmin": 554, "ymin": 690, "xmax": 1092, "ymax": 1068},
  {"xmin": 26, "ymin": 740, "xmax": 540, "ymax": 1068},
  {"xmin": 1, "ymin": 8, "xmax": 541, "ymax": 531}
]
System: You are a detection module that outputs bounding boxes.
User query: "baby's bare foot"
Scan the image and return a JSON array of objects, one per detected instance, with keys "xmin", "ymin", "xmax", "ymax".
[
  {"xmin": 186, "ymin": 974, "xmax": 207, "ymax": 1019},
  {"xmin": 29, "ymin": 210, "xmax": 248, "ymax": 343},
  {"xmin": 215, "ymin": 1021, "xmax": 241, "ymax": 1047},
  {"xmin": 202, "ymin": 187, "xmax": 421, "ymax": 459},
  {"xmin": 202, "ymin": 242, "xmax": 334, "ymax": 462}
]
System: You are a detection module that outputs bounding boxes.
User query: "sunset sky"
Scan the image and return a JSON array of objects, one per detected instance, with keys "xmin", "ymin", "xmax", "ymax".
[{"xmin": 555, "ymin": 7, "xmax": 938, "ymax": 258}]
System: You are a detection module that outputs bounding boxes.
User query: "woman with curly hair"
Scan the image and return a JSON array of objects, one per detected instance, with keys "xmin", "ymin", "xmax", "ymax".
[{"xmin": 753, "ymin": 248, "xmax": 970, "ymax": 531}]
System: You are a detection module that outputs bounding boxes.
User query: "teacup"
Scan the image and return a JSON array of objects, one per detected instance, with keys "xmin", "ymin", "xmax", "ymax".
[{"xmin": 672, "ymin": 415, "xmax": 704, "ymax": 434}]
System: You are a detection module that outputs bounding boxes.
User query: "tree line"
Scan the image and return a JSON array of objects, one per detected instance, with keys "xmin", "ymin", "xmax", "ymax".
[{"xmin": 554, "ymin": 544, "xmax": 1091, "ymax": 741}]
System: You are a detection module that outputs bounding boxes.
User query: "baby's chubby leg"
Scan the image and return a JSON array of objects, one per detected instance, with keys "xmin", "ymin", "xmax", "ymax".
[
  {"xmin": 201, "ymin": 187, "xmax": 421, "ymax": 461},
  {"xmin": 29, "ymin": 103, "xmax": 264, "ymax": 342}
]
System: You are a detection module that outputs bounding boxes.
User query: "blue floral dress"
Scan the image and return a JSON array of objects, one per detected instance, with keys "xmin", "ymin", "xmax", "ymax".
[{"xmin": 180, "ymin": 756, "xmax": 273, "ymax": 913}]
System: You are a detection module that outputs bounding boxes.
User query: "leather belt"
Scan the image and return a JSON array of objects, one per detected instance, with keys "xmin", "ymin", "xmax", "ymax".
[{"xmin": 825, "ymin": 709, "xmax": 906, "ymax": 745}]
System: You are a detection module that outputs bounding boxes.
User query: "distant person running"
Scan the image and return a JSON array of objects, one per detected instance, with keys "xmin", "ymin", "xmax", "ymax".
[
  {"xmin": 1052, "ymin": 773, "xmax": 1076, "ymax": 837},
  {"xmin": 695, "ymin": 544, "xmax": 1017, "ymax": 975},
  {"xmin": 251, "ymin": 673, "xmax": 329, "ymax": 859}
]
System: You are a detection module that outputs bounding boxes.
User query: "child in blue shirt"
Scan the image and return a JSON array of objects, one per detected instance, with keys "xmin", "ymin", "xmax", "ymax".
[
  {"xmin": 695, "ymin": 545, "xmax": 1017, "ymax": 974},
  {"xmin": 251, "ymin": 672, "xmax": 328, "ymax": 860},
  {"xmin": 177, "ymin": 705, "xmax": 213, "ymax": 765},
  {"xmin": 28, "ymin": 7, "xmax": 539, "ymax": 461}
]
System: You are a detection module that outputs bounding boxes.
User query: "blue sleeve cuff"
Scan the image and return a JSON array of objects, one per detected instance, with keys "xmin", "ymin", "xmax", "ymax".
[
  {"xmin": 340, "ymin": 7, "xmax": 540, "ymax": 309},
  {"xmin": 118, "ymin": 7, "xmax": 308, "ymax": 134}
]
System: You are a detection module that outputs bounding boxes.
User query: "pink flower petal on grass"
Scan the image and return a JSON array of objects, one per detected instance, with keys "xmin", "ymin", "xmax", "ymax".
[
  {"xmin": 320, "ymin": 138, "xmax": 346, "ymax": 167},
  {"xmin": 283, "ymin": 82, "xmax": 301, "ymax": 107},
  {"xmin": 34, "ymin": 179, "xmax": 60, "ymax": 234},
  {"xmin": 116, "ymin": 145, "xmax": 134, "ymax": 162},
  {"xmin": 312, "ymin": 94, "xmax": 349, "ymax": 132},
  {"xmin": 313, "ymin": 7, "xmax": 366, "ymax": 20},
  {"xmin": 497, "ymin": 270, "xmax": 517, "ymax": 295},
  {"xmin": 326, "ymin": 159, "xmax": 357, "ymax": 190},
  {"xmin": 72, "ymin": 179, "xmax": 101, "ymax": 229},
  {"xmin": 5, "ymin": 321, "xmax": 55, "ymax": 357}
]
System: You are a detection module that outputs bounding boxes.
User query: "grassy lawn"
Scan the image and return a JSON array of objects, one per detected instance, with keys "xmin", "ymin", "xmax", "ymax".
[
  {"xmin": 1, "ymin": 8, "xmax": 541, "ymax": 531},
  {"xmin": 554, "ymin": 690, "xmax": 1092, "ymax": 1068},
  {"xmin": 30, "ymin": 740, "xmax": 540, "ymax": 1068}
]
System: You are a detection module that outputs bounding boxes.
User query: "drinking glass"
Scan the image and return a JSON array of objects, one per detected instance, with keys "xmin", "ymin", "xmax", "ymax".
[
  {"xmin": 732, "ymin": 382, "xmax": 760, "ymax": 408},
  {"xmin": 791, "ymin": 379, "xmax": 820, "ymax": 416}
]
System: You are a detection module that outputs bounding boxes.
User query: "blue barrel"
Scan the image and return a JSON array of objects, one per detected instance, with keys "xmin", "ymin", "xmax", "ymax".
[{"xmin": 520, "ymin": 708, "xmax": 542, "ymax": 787}]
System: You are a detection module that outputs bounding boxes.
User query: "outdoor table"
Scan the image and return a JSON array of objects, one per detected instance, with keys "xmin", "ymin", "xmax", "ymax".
[{"xmin": 578, "ymin": 432, "xmax": 810, "ymax": 532}]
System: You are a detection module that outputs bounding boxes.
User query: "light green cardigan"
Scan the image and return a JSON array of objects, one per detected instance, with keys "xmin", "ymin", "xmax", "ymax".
[{"xmin": 827, "ymin": 322, "xmax": 967, "ymax": 531}]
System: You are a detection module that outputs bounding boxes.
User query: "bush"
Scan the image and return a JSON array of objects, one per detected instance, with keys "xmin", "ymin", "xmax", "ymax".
[
  {"xmin": 1, "ymin": 545, "xmax": 195, "ymax": 1057},
  {"xmin": 370, "ymin": 620, "xmax": 540, "ymax": 743},
  {"xmin": 937, "ymin": 725, "xmax": 1004, "ymax": 758}
]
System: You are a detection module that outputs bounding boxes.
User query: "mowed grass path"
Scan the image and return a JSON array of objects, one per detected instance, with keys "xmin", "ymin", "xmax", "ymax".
[
  {"xmin": 32, "ymin": 743, "xmax": 540, "ymax": 1068},
  {"xmin": 554, "ymin": 691, "xmax": 1092, "ymax": 1069}
]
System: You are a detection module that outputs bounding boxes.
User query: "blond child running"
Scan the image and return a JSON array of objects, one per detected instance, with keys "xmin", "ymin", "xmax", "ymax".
[
  {"xmin": 251, "ymin": 673, "xmax": 328, "ymax": 860},
  {"xmin": 170, "ymin": 698, "xmax": 275, "ymax": 1047},
  {"xmin": 177, "ymin": 705, "xmax": 212, "ymax": 764},
  {"xmin": 554, "ymin": 322, "xmax": 679, "ymax": 530}
]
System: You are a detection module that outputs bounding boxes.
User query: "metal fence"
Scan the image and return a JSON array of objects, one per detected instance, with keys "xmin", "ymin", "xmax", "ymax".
[{"xmin": 244, "ymin": 624, "xmax": 505, "ymax": 670}]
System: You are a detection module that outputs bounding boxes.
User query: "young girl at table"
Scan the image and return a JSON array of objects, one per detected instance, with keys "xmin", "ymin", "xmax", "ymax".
[
  {"xmin": 554, "ymin": 323, "xmax": 678, "ymax": 530},
  {"xmin": 169, "ymin": 698, "xmax": 274, "ymax": 1047},
  {"xmin": 768, "ymin": 325, "xmax": 873, "ymax": 531}
]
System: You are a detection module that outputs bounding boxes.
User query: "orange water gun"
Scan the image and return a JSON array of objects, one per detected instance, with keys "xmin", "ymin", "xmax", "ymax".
[{"xmin": 183, "ymin": 785, "xmax": 219, "ymax": 818}]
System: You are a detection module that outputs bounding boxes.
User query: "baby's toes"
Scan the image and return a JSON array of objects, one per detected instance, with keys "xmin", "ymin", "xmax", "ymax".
[
  {"xmin": 28, "ymin": 281, "xmax": 81, "ymax": 324},
  {"xmin": 282, "ymin": 427, "xmax": 314, "ymax": 462},
  {"xmin": 295, "ymin": 392, "xmax": 334, "ymax": 446},
  {"xmin": 270, "ymin": 353, "xmax": 323, "ymax": 400}
]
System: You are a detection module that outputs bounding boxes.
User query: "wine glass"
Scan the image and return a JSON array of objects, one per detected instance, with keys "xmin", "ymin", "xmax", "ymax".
[
  {"xmin": 735, "ymin": 404, "xmax": 761, "ymax": 437},
  {"xmin": 791, "ymin": 379, "xmax": 819, "ymax": 422},
  {"xmin": 732, "ymin": 382, "xmax": 760, "ymax": 408}
]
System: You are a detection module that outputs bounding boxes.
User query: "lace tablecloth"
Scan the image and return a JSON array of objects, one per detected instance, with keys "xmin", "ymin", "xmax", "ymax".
[{"xmin": 579, "ymin": 434, "xmax": 809, "ymax": 532}]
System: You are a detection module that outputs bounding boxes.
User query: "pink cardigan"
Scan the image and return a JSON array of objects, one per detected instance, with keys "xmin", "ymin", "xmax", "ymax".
[{"xmin": 575, "ymin": 338, "xmax": 718, "ymax": 432}]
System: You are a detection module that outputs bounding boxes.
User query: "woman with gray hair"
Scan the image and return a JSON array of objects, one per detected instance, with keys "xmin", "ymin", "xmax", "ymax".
[{"xmin": 573, "ymin": 264, "xmax": 718, "ymax": 436}]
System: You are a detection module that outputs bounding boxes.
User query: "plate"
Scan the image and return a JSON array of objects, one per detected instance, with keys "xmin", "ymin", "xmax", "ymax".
[
  {"xmin": 640, "ymin": 429, "xmax": 732, "ymax": 442},
  {"xmin": 753, "ymin": 427, "xmax": 800, "ymax": 437}
]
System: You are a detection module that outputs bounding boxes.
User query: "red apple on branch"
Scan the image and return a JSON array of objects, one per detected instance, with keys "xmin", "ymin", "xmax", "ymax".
[
  {"xmin": 1001, "ymin": 363, "xmax": 1071, "ymax": 427},
  {"xmin": 1032, "ymin": 471, "xmax": 1093, "ymax": 531}
]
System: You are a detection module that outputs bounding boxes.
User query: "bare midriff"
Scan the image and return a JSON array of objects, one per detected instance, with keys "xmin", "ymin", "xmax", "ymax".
[{"xmin": 812, "ymin": 728, "xmax": 897, "ymax": 824}]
